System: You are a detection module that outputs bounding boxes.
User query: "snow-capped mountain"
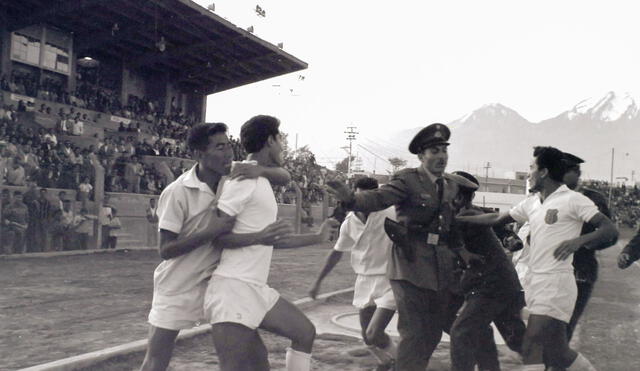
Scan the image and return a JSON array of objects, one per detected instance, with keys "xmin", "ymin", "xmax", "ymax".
[
  {"xmin": 378, "ymin": 91, "xmax": 640, "ymax": 181},
  {"xmin": 450, "ymin": 103, "xmax": 530, "ymax": 127},
  {"xmin": 565, "ymin": 91, "xmax": 638, "ymax": 122}
]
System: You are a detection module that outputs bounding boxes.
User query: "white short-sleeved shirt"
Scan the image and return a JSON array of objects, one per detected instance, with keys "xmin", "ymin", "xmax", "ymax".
[
  {"xmin": 152, "ymin": 165, "xmax": 226, "ymax": 295},
  {"xmin": 334, "ymin": 206, "xmax": 396, "ymax": 276},
  {"xmin": 509, "ymin": 185, "xmax": 599, "ymax": 274},
  {"xmin": 213, "ymin": 164, "xmax": 278, "ymax": 286}
]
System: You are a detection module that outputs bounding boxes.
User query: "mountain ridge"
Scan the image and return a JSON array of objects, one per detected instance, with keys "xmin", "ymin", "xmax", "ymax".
[{"xmin": 382, "ymin": 91, "xmax": 638, "ymax": 181}]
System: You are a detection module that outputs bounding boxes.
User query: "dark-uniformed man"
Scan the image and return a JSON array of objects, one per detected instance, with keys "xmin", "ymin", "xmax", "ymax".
[
  {"xmin": 327, "ymin": 123, "xmax": 482, "ymax": 370},
  {"xmin": 562, "ymin": 152, "xmax": 617, "ymax": 340},
  {"xmin": 448, "ymin": 171, "xmax": 526, "ymax": 371}
]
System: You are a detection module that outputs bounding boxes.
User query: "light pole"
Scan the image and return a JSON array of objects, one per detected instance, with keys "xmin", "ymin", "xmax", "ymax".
[
  {"xmin": 608, "ymin": 148, "xmax": 614, "ymax": 209},
  {"xmin": 483, "ymin": 162, "xmax": 491, "ymax": 192}
]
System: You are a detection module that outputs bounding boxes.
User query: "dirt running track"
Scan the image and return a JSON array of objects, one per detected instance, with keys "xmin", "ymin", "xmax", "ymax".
[
  {"xmin": 84, "ymin": 229, "xmax": 640, "ymax": 371},
  {"xmin": 0, "ymin": 244, "xmax": 354, "ymax": 370},
  {"xmin": 3, "ymin": 229, "xmax": 640, "ymax": 370}
]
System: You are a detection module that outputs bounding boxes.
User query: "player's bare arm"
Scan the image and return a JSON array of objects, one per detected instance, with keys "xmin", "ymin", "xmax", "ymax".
[
  {"xmin": 158, "ymin": 211, "xmax": 236, "ymax": 260},
  {"xmin": 309, "ymin": 250, "xmax": 344, "ymax": 299},
  {"xmin": 553, "ymin": 212, "xmax": 619, "ymax": 261},
  {"xmin": 456, "ymin": 210, "xmax": 515, "ymax": 227},
  {"xmin": 214, "ymin": 219, "xmax": 294, "ymax": 249},
  {"xmin": 230, "ymin": 163, "xmax": 291, "ymax": 186},
  {"xmin": 274, "ymin": 218, "xmax": 340, "ymax": 249}
]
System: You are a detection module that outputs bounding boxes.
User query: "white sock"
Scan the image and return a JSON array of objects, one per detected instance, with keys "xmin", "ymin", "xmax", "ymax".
[
  {"xmin": 286, "ymin": 347, "xmax": 312, "ymax": 371},
  {"xmin": 567, "ymin": 353, "xmax": 597, "ymax": 371}
]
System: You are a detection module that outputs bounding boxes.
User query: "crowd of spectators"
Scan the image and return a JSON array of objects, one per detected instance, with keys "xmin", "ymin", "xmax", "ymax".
[
  {"xmin": 1, "ymin": 106, "xmax": 97, "ymax": 193},
  {"xmin": 582, "ymin": 180, "xmax": 640, "ymax": 228},
  {"xmin": 1, "ymin": 70, "xmax": 338, "ymax": 206}
]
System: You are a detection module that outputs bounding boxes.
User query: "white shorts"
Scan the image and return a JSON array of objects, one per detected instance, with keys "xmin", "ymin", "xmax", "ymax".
[
  {"xmin": 353, "ymin": 274, "xmax": 396, "ymax": 310},
  {"xmin": 525, "ymin": 272, "xmax": 577, "ymax": 323},
  {"xmin": 204, "ymin": 275, "xmax": 280, "ymax": 330},
  {"xmin": 148, "ymin": 281, "xmax": 207, "ymax": 331}
]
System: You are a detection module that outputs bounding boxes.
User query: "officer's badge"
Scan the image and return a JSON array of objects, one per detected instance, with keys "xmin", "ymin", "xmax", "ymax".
[
  {"xmin": 545, "ymin": 209, "xmax": 559, "ymax": 224},
  {"xmin": 434, "ymin": 130, "xmax": 443, "ymax": 138}
]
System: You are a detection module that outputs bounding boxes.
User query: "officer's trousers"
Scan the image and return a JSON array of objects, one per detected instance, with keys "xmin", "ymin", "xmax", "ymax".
[
  {"xmin": 450, "ymin": 293, "xmax": 526, "ymax": 371},
  {"xmin": 390, "ymin": 279, "xmax": 463, "ymax": 371},
  {"xmin": 567, "ymin": 280, "xmax": 594, "ymax": 340}
]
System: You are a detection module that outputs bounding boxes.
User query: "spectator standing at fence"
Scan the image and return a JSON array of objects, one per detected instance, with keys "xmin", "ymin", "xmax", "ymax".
[
  {"xmin": 99, "ymin": 195, "xmax": 114, "ymax": 249},
  {"xmin": 37, "ymin": 188, "xmax": 54, "ymax": 251},
  {"xmin": 2, "ymin": 190, "xmax": 28, "ymax": 254},
  {"xmin": 106, "ymin": 208, "xmax": 122, "ymax": 249},
  {"xmin": 59, "ymin": 199, "xmax": 77, "ymax": 250},
  {"xmin": 0, "ymin": 149, "xmax": 10, "ymax": 184},
  {"xmin": 124, "ymin": 155, "xmax": 144, "ymax": 193},
  {"xmin": 78, "ymin": 177, "xmax": 92, "ymax": 208},
  {"xmin": 0, "ymin": 189, "xmax": 9, "ymax": 248},
  {"xmin": 74, "ymin": 208, "xmax": 96, "ymax": 250},
  {"xmin": 146, "ymin": 198, "xmax": 159, "ymax": 247},
  {"xmin": 56, "ymin": 190, "xmax": 67, "ymax": 211}
]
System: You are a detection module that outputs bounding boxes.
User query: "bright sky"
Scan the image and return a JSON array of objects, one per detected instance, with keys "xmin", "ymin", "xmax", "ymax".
[{"xmin": 193, "ymin": 0, "xmax": 640, "ymax": 173}]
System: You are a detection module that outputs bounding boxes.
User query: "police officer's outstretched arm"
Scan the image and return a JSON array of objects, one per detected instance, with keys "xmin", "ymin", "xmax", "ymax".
[
  {"xmin": 327, "ymin": 174, "xmax": 409, "ymax": 213},
  {"xmin": 456, "ymin": 210, "xmax": 514, "ymax": 227}
]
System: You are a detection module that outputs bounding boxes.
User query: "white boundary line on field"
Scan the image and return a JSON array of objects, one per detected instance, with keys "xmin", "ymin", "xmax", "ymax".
[{"xmin": 18, "ymin": 288, "xmax": 354, "ymax": 371}]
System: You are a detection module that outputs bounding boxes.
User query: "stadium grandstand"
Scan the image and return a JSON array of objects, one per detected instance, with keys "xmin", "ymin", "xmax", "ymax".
[{"xmin": 0, "ymin": 0, "xmax": 311, "ymax": 253}]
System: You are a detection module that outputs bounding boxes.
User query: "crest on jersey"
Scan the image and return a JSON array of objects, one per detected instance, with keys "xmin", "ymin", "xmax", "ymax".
[{"xmin": 545, "ymin": 209, "xmax": 559, "ymax": 224}]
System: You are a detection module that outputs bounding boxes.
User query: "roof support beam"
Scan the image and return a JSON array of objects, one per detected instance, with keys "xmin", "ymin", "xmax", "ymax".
[{"xmin": 7, "ymin": 0, "xmax": 104, "ymax": 32}]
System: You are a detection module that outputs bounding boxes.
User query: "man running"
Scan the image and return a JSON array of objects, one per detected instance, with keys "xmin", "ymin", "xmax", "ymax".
[
  {"xmin": 309, "ymin": 176, "xmax": 397, "ymax": 369},
  {"xmin": 562, "ymin": 152, "xmax": 617, "ymax": 340},
  {"xmin": 457, "ymin": 146, "xmax": 618, "ymax": 371},
  {"xmin": 205, "ymin": 115, "xmax": 339, "ymax": 371},
  {"xmin": 140, "ymin": 123, "xmax": 293, "ymax": 371}
]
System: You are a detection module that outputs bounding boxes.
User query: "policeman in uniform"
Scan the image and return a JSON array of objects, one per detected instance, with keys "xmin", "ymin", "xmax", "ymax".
[
  {"xmin": 327, "ymin": 123, "xmax": 481, "ymax": 370},
  {"xmin": 562, "ymin": 152, "xmax": 617, "ymax": 340}
]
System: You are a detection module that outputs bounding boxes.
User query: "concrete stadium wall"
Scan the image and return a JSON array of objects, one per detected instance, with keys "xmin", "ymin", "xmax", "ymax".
[{"xmin": 473, "ymin": 191, "xmax": 527, "ymax": 212}]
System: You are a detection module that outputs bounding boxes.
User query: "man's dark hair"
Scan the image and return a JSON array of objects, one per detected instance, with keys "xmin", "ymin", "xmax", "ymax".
[
  {"xmin": 187, "ymin": 123, "xmax": 228, "ymax": 152},
  {"xmin": 354, "ymin": 177, "xmax": 378, "ymax": 191},
  {"xmin": 533, "ymin": 146, "xmax": 566, "ymax": 182},
  {"xmin": 240, "ymin": 115, "xmax": 280, "ymax": 154}
]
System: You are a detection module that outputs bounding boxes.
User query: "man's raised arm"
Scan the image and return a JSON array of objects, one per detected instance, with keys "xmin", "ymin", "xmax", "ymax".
[
  {"xmin": 554, "ymin": 212, "xmax": 619, "ymax": 261},
  {"xmin": 214, "ymin": 219, "xmax": 294, "ymax": 249},
  {"xmin": 230, "ymin": 163, "xmax": 291, "ymax": 186},
  {"xmin": 158, "ymin": 211, "xmax": 235, "ymax": 260},
  {"xmin": 456, "ymin": 210, "xmax": 515, "ymax": 227},
  {"xmin": 327, "ymin": 174, "xmax": 409, "ymax": 213},
  {"xmin": 273, "ymin": 218, "xmax": 340, "ymax": 249}
]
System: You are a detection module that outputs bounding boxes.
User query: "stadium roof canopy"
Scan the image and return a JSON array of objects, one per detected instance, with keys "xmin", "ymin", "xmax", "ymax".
[{"xmin": 2, "ymin": 0, "xmax": 308, "ymax": 94}]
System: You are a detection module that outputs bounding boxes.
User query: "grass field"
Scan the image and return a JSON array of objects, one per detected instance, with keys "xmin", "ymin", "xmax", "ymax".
[{"xmin": 0, "ymin": 243, "xmax": 355, "ymax": 370}]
